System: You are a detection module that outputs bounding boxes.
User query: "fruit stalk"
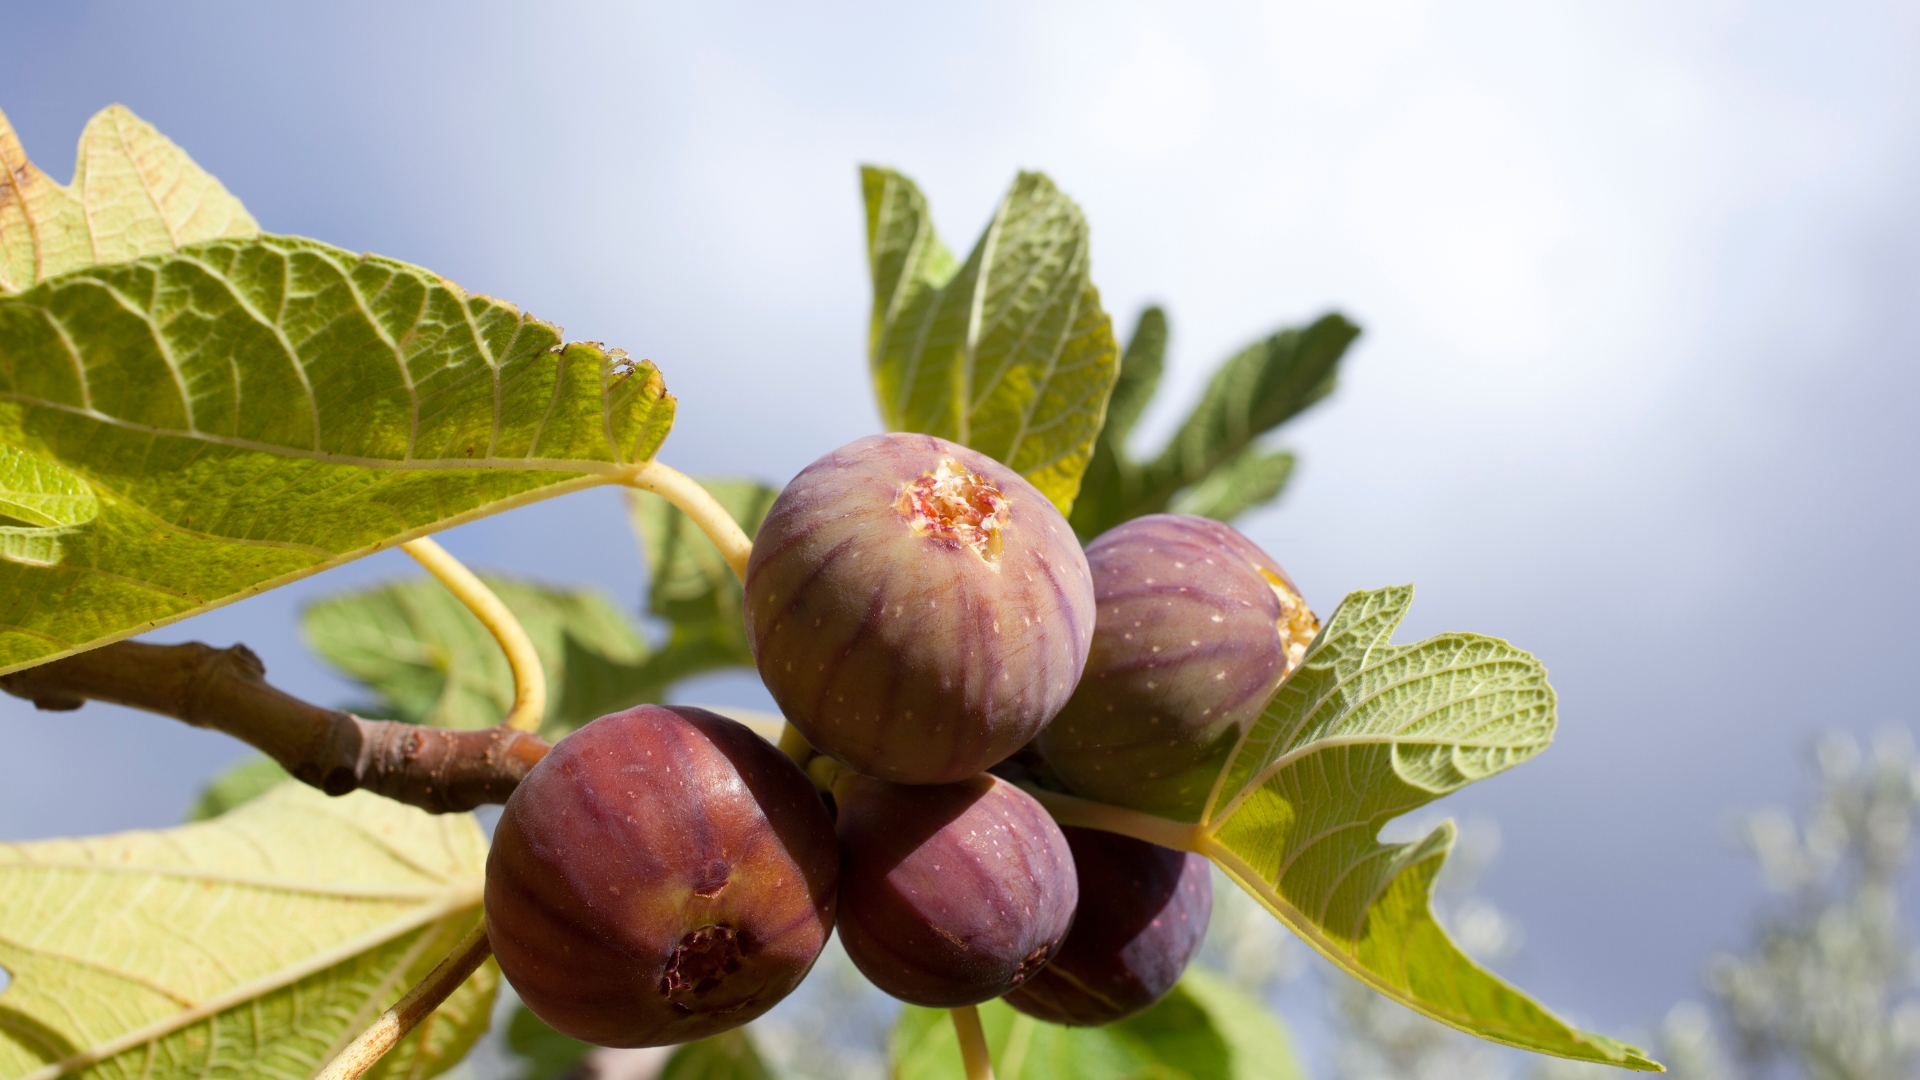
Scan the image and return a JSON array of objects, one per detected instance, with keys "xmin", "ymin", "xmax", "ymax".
[
  {"xmin": 1021, "ymin": 785, "xmax": 1206, "ymax": 854},
  {"xmin": 951, "ymin": 1005, "xmax": 997, "ymax": 1080},
  {"xmin": 625, "ymin": 460, "xmax": 755, "ymax": 580},
  {"xmin": 314, "ymin": 919, "xmax": 495, "ymax": 1080},
  {"xmin": 402, "ymin": 535, "xmax": 547, "ymax": 732},
  {"xmin": 0, "ymin": 640, "xmax": 551, "ymax": 813}
]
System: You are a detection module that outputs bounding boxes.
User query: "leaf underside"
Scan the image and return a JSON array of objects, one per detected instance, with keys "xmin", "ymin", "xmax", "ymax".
[
  {"xmin": 0, "ymin": 783, "xmax": 493, "ymax": 1080},
  {"xmin": 1197, "ymin": 586, "xmax": 1659, "ymax": 1070},
  {"xmin": 863, "ymin": 166, "xmax": 1119, "ymax": 514},
  {"xmin": 890, "ymin": 969, "xmax": 1303, "ymax": 1080},
  {"xmin": 0, "ymin": 105, "xmax": 676, "ymax": 675}
]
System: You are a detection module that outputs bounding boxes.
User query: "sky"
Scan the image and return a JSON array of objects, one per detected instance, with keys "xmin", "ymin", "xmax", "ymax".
[{"xmin": 1, "ymin": 0, "xmax": 1917, "ymax": 1066}]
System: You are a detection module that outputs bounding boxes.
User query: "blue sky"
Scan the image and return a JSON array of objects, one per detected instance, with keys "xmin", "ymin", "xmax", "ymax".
[{"xmin": 2, "ymin": 0, "xmax": 1917, "ymax": 1057}]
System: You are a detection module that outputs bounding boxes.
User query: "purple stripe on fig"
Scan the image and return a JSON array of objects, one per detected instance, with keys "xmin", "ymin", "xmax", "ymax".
[
  {"xmin": 485, "ymin": 705, "xmax": 839, "ymax": 1048},
  {"xmin": 1004, "ymin": 827, "xmax": 1213, "ymax": 1026},
  {"xmin": 834, "ymin": 772, "xmax": 1079, "ymax": 1008},
  {"xmin": 1037, "ymin": 514, "xmax": 1319, "ymax": 822},
  {"xmin": 745, "ymin": 433, "xmax": 1095, "ymax": 785}
]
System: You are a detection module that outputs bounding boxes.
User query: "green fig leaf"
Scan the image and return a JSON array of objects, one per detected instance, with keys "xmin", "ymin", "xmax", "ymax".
[
  {"xmin": 660, "ymin": 1030, "xmax": 774, "ymax": 1080},
  {"xmin": 1189, "ymin": 586, "xmax": 1657, "ymax": 1069},
  {"xmin": 891, "ymin": 969, "xmax": 1302, "ymax": 1080},
  {"xmin": 503, "ymin": 1004, "xmax": 592, "ymax": 1080},
  {"xmin": 0, "ymin": 107, "xmax": 675, "ymax": 675},
  {"xmin": 1070, "ymin": 311, "xmax": 1354, "ymax": 539},
  {"xmin": 629, "ymin": 477, "xmax": 776, "ymax": 642},
  {"xmin": 302, "ymin": 574, "xmax": 658, "ymax": 740},
  {"xmin": 0, "ymin": 104, "xmax": 258, "ymax": 295},
  {"xmin": 183, "ymin": 754, "xmax": 290, "ymax": 822},
  {"xmin": 0, "ymin": 783, "xmax": 494, "ymax": 1080},
  {"xmin": 862, "ymin": 166, "xmax": 1119, "ymax": 514}
]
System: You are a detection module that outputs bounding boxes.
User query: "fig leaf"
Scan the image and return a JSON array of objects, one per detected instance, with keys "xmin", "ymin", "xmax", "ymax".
[
  {"xmin": 891, "ymin": 968, "xmax": 1303, "ymax": 1080},
  {"xmin": 0, "ymin": 783, "xmax": 493, "ymax": 1080},
  {"xmin": 862, "ymin": 166, "xmax": 1120, "ymax": 515},
  {"xmin": 1195, "ymin": 585, "xmax": 1660, "ymax": 1070},
  {"xmin": 0, "ymin": 105, "xmax": 675, "ymax": 675}
]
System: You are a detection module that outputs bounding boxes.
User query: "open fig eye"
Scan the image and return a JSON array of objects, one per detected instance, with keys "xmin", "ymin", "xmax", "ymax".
[{"xmin": 744, "ymin": 432, "xmax": 1095, "ymax": 785}]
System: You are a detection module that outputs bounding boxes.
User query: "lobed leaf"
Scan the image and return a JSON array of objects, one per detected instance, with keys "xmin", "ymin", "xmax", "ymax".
[
  {"xmin": 0, "ymin": 783, "xmax": 494, "ymax": 1080},
  {"xmin": 0, "ymin": 107, "xmax": 676, "ymax": 674},
  {"xmin": 1069, "ymin": 311, "xmax": 1355, "ymax": 539},
  {"xmin": 0, "ymin": 105, "xmax": 257, "ymax": 295},
  {"xmin": 303, "ymin": 574, "xmax": 657, "ymax": 739},
  {"xmin": 862, "ymin": 167, "xmax": 1119, "ymax": 513},
  {"xmin": 1191, "ymin": 586, "xmax": 1658, "ymax": 1069},
  {"xmin": 890, "ymin": 969, "xmax": 1302, "ymax": 1080}
]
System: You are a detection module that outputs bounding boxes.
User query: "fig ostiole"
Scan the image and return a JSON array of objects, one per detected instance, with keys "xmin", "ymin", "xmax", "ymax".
[
  {"xmin": 745, "ymin": 432, "xmax": 1095, "ymax": 785},
  {"xmin": 834, "ymin": 770, "xmax": 1078, "ymax": 1007},
  {"xmin": 1038, "ymin": 514, "xmax": 1318, "ymax": 821},
  {"xmin": 1004, "ymin": 827, "xmax": 1213, "ymax": 1026},
  {"xmin": 485, "ymin": 704, "xmax": 839, "ymax": 1047}
]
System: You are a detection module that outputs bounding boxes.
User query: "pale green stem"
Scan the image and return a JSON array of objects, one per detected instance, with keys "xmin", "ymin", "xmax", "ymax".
[
  {"xmin": 402, "ymin": 537, "xmax": 547, "ymax": 733},
  {"xmin": 623, "ymin": 460, "xmax": 753, "ymax": 581},
  {"xmin": 1021, "ymin": 785, "xmax": 1208, "ymax": 853},
  {"xmin": 314, "ymin": 919, "xmax": 493, "ymax": 1080},
  {"xmin": 952, "ymin": 1004, "xmax": 996, "ymax": 1080}
]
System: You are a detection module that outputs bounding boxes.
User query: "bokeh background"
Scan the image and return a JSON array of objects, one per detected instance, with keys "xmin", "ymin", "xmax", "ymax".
[{"xmin": 3, "ymin": 1, "xmax": 1917, "ymax": 1073}]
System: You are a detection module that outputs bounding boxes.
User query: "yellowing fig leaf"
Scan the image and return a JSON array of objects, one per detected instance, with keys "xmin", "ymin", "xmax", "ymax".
[
  {"xmin": 0, "ymin": 106, "xmax": 675, "ymax": 674},
  {"xmin": 1192, "ymin": 586, "xmax": 1658, "ymax": 1070},
  {"xmin": 862, "ymin": 167, "xmax": 1119, "ymax": 513},
  {"xmin": 0, "ymin": 104, "xmax": 257, "ymax": 294},
  {"xmin": 0, "ymin": 783, "xmax": 494, "ymax": 1080}
]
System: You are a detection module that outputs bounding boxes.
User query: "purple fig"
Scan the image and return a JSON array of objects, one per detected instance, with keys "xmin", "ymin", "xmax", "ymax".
[
  {"xmin": 835, "ymin": 771, "xmax": 1077, "ymax": 1007},
  {"xmin": 745, "ymin": 432, "xmax": 1095, "ymax": 784},
  {"xmin": 485, "ymin": 704, "xmax": 838, "ymax": 1047},
  {"xmin": 1004, "ymin": 827, "xmax": 1212, "ymax": 1025},
  {"xmin": 1038, "ymin": 514, "xmax": 1318, "ymax": 820}
]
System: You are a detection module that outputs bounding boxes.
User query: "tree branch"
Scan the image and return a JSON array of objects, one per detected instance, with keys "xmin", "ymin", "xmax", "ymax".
[{"xmin": 0, "ymin": 640, "xmax": 550, "ymax": 813}]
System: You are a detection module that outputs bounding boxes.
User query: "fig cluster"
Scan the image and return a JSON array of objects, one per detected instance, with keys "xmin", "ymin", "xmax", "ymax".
[{"xmin": 483, "ymin": 433, "xmax": 1317, "ymax": 1045}]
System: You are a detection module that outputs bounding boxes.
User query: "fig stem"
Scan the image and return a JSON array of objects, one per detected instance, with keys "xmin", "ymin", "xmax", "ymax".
[
  {"xmin": 624, "ymin": 460, "xmax": 753, "ymax": 582},
  {"xmin": 402, "ymin": 536, "xmax": 547, "ymax": 734},
  {"xmin": 778, "ymin": 721, "xmax": 816, "ymax": 767},
  {"xmin": 315, "ymin": 918, "xmax": 494, "ymax": 1080},
  {"xmin": 951, "ymin": 1005, "xmax": 997, "ymax": 1080},
  {"xmin": 1020, "ymin": 785, "xmax": 1206, "ymax": 853}
]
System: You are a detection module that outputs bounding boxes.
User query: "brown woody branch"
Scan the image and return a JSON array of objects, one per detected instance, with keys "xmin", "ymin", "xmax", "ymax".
[{"xmin": 0, "ymin": 640, "xmax": 550, "ymax": 814}]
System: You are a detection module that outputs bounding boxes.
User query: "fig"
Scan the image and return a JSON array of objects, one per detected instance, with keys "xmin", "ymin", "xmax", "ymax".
[
  {"xmin": 485, "ymin": 704, "xmax": 838, "ymax": 1047},
  {"xmin": 1004, "ymin": 827, "xmax": 1212, "ymax": 1025},
  {"xmin": 1037, "ymin": 514, "xmax": 1318, "ymax": 820},
  {"xmin": 834, "ymin": 771, "xmax": 1077, "ymax": 1006},
  {"xmin": 744, "ymin": 432, "xmax": 1095, "ymax": 784}
]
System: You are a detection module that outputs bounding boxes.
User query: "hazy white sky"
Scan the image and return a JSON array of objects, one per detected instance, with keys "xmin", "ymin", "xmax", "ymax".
[{"xmin": 3, "ymin": 0, "xmax": 1917, "ymax": 1056}]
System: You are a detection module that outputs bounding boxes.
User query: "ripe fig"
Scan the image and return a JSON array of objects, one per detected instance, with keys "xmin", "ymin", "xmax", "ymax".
[
  {"xmin": 834, "ymin": 771, "xmax": 1077, "ymax": 1007},
  {"xmin": 744, "ymin": 432, "xmax": 1095, "ymax": 784},
  {"xmin": 1004, "ymin": 827, "xmax": 1212, "ymax": 1026},
  {"xmin": 1037, "ymin": 514, "xmax": 1318, "ymax": 820},
  {"xmin": 485, "ymin": 704, "xmax": 838, "ymax": 1047}
]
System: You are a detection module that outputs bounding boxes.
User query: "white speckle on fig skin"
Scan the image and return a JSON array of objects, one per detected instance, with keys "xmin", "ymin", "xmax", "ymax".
[{"xmin": 743, "ymin": 433, "xmax": 1094, "ymax": 785}]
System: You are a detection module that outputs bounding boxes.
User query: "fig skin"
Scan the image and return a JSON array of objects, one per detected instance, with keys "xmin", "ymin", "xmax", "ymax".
[
  {"xmin": 745, "ymin": 432, "xmax": 1095, "ymax": 784},
  {"xmin": 835, "ymin": 771, "xmax": 1078, "ymax": 1007},
  {"xmin": 485, "ymin": 704, "xmax": 839, "ymax": 1048},
  {"xmin": 1004, "ymin": 827, "xmax": 1213, "ymax": 1026},
  {"xmin": 1037, "ymin": 514, "xmax": 1318, "ymax": 821}
]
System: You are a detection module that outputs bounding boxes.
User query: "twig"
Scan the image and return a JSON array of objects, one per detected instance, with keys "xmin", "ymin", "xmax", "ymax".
[
  {"xmin": 315, "ymin": 919, "xmax": 495, "ymax": 1080},
  {"xmin": 402, "ymin": 536, "xmax": 547, "ymax": 733},
  {"xmin": 952, "ymin": 1005, "xmax": 996, "ymax": 1080},
  {"xmin": 0, "ymin": 640, "xmax": 549, "ymax": 813},
  {"xmin": 624, "ymin": 459, "xmax": 753, "ymax": 583}
]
